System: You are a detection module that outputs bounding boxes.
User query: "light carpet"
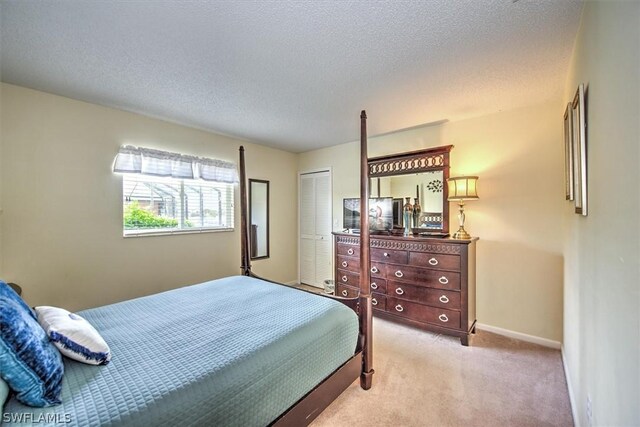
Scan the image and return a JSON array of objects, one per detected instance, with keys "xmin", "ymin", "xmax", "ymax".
[{"xmin": 312, "ymin": 318, "xmax": 573, "ymax": 427}]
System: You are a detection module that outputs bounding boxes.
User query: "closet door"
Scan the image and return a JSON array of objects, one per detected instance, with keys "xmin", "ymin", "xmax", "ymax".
[{"xmin": 299, "ymin": 170, "xmax": 331, "ymax": 287}]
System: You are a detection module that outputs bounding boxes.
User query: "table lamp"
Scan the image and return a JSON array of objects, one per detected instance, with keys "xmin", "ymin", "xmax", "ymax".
[{"xmin": 447, "ymin": 176, "xmax": 479, "ymax": 239}]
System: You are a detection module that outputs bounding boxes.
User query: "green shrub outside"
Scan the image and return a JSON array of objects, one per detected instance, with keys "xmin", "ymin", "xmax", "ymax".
[{"xmin": 124, "ymin": 201, "xmax": 179, "ymax": 229}]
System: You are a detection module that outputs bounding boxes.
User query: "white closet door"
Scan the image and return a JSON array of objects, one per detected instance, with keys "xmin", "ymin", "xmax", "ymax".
[
  {"xmin": 299, "ymin": 175, "xmax": 316, "ymax": 285},
  {"xmin": 314, "ymin": 173, "xmax": 332, "ymax": 287},
  {"xmin": 299, "ymin": 170, "xmax": 331, "ymax": 287}
]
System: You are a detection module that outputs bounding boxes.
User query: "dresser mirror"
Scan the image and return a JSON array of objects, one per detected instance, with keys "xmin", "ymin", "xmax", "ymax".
[{"xmin": 368, "ymin": 145, "xmax": 452, "ymax": 234}]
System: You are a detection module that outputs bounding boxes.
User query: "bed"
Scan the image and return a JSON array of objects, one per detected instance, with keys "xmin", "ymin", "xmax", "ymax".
[{"xmin": 1, "ymin": 112, "xmax": 374, "ymax": 426}]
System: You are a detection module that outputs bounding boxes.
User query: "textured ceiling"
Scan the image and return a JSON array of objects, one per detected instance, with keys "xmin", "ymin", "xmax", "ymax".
[{"xmin": 0, "ymin": 0, "xmax": 583, "ymax": 153}]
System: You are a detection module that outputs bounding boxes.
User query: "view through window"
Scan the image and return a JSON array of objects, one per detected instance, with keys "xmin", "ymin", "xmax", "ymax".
[{"xmin": 122, "ymin": 174, "xmax": 234, "ymax": 236}]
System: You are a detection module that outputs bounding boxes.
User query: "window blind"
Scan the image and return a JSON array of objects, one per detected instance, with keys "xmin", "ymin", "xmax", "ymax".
[{"xmin": 113, "ymin": 145, "xmax": 238, "ymax": 183}]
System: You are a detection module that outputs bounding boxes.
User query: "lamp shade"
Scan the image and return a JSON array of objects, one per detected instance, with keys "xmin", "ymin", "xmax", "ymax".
[{"xmin": 447, "ymin": 176, "xmax": 479, "ymax": 200}]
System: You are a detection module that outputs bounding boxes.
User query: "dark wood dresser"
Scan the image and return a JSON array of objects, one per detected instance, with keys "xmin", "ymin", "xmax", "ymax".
[{"xmin": 333, "ymin": 232, "xmax": 477, "ymax": 345}]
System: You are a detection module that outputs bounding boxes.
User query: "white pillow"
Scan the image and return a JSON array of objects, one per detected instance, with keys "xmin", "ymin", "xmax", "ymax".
[{"xmin": 35, "ymin": 306, "xmax": 111, "ymax": 365}]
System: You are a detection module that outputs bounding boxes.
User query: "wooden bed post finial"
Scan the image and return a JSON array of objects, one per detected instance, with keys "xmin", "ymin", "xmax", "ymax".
[
  {"xmin": 359, "ymin": 110, "xmax": 374, "ymax": 390},
  {"xmin": 239, "ymin": 145, "xmax": 251, "ymax": 276}
]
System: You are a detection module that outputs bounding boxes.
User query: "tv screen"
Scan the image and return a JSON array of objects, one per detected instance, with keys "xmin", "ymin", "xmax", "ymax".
[
  {"xmin": 343, "ymin": 198, "xmax": 360, "ymax": 229},
  {"xmin": 369, "ymin": 197, "xmax": 393, "ymax": 231},
  {"xmin": 342, "ymin": 197, "xmax": 393, "ymax": 231}
]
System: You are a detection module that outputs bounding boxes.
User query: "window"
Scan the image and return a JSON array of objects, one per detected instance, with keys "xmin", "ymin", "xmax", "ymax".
[
  {"xmin": 113, "ymin": 145, "xmax": 238, "ymax": 237},
  {"xmin": 123, "ymin": 174, "xmax": 234, "ymax": 236}
]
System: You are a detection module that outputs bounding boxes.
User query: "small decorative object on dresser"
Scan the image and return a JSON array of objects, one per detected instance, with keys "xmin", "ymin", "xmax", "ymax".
[
  {"xmin": 403, "ymin": 197, "xmax": 413, "ymax": 236},
  {"xmin": 333, "ymin": 233, "xmax": 477, "ymax": 346},
  {"xmin": 412, "ymin": 196, "xmax": 421, "ymax": 229}
]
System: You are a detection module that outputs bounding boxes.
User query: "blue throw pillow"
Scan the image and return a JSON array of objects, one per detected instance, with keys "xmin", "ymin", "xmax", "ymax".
[
  {"xmin": 0, "ymin": 282, "xmax": 64, "ymax": 407},
  {"xmin": 0, "ymin": 280, "xmax": 36, "ymax": 321},
  {"xmin": 0, "ymin": 377, "xmax": 9, "ymax": 410}
]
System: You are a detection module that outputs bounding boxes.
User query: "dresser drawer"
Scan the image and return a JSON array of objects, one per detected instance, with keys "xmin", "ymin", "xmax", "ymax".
[
  {"xmin": 369, "ymin": 278, "xmax": 387, "ymax": 294},
  {"xmin": 336, "ymin": 244, "xmax": 359, "ymax": 258},
  {"xmin": 337, "ymin": 256, "xmax": 360, "ymax": 273},
  {"xmin": 371, "ymin": 293, "xmax": 386, "ymax": 311},
  {"xmin": 336, "ymin": 283, "xmax": 359, "ymax": 298},
  {"xmin": 386, "ymin": 264, "xmax": 461, "ymax": 290},
  {"xmin": 336, "ymin": 269, "xmax": 360, "ymax": 288},
  {"xmin": 369, "ymin": 261, "xmax": 385, "ymax": 279},
  {"xmin": 387, "ymin": 281, "xmax": 461, "ymax": 309},
  {"xmin": 371, "ymin": 248, "xmax": 408, "ymax": 264},
  {"xmin": 408, "ymin": 252, "xmax": 460, "ymax": 271},
  {"xmin": 387, "ymin": 297, "xmax": 461, "ymax": 329}
]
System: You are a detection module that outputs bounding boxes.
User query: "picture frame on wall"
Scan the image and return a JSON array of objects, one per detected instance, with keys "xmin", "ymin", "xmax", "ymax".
[
  {"xmin": 563, "ymin": 102, "xmax": 574, "ymax": 201},
  {"xmin": 572, "ymin": 83, "xmax": 587, "ymax": 216}
]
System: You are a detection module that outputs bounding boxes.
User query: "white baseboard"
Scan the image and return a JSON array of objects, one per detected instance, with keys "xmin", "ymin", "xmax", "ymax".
[
  {"xmin": 561, "ymin": 346, "xmax": 579, "ymax": 427},
  {"xmin": 475, "ymin": 323, "xmax": 561, "ymax": 349},
  {"xmin": 284, "ymin": 280, "xmax": 298, "ymax": 285}
]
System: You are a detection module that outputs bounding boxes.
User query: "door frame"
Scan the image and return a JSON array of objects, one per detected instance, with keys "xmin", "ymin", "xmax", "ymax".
[{"xmin": 297, "ymin": 167, "xmax": 333, "ymax": 287}]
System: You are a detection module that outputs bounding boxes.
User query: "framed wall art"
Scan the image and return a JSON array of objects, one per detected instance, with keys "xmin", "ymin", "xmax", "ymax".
[
  {"xmin": 563, "ymin": 102, "xmax": 574, "ymax": 201},
  {"xmin": 571, "ymin": 83, "xmax": 587, "ymax": 216}
]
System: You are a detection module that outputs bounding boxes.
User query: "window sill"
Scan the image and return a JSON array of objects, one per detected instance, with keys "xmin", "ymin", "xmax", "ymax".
[{"xmin": 123, "ymin": 227, "xmax": 234, "ymax": 238}]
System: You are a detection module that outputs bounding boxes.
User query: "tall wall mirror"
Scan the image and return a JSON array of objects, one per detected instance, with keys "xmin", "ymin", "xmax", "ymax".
[
  {"xmin": 368, "ymin": 145, "xmax": 451, "ymax": 234},
  {"xmin": 249, "ymin": 179, "xmax": 269, "ymax": 259}
]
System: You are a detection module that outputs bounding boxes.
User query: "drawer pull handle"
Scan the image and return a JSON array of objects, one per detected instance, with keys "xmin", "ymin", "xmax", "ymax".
[
  {"xmin": 342, "ymin": 276, "xmax": 348, "ymax": 282},
  {"xmin": 371, "ymin": 266, "xmax": 379, "ymax": 274},
  {"xmin": 438, "ymin": 276, "xmax": 449, "ymax": 285},
  {"xmin": 347, "ymin": 248, "xmax": 354, "ymax": 255},
  {"xmin": 341, "ymin": 261, "xmax": 348, "ymax": 268},
  {"xmin": 341, "ymin": 290, "xmax": 348, "ymax": 297},
  {"xmin": 395, "ymin": 287, "xmax": 404, "ymax": 295},
  {"xmin": 439, "ymin": 295, "xmax": 450, "ymax": 303},
  {"xmin": 370, "ymin": 282, "xmax": 378, "ymax": 290},
  {"xmin": 395, "ymin": 304, "xmax": 404, "ymax": 313},
  {"xmin": 439, "ymin": 314, "xmax": 449, "ymax": 322},
  {"xmin": 428, "ymin": 257, "xmax": 439, "ymax": 266},
  {"xmin": 372, "ymin": 298, "xmax": 378, "ymax": 306},
  {"xmin": 383, "ymin": 252, "xmax": 390, "ymax": 257},
  {"xmin": 395, "ymin": 270, "xmax": 404, "ymax": 278}
]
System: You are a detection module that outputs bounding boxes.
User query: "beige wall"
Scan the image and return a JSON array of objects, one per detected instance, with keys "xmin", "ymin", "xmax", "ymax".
[
  {"xmin": 299, "ymin": 99, "xmax": 565, "ymax": 342},
  {"xmin": 0, "ymin": 83, "xmax": 298, "ymax": 311},
  {"xmin": 562, "ymin": 2, "xmax": 639, "ymax": 426}
]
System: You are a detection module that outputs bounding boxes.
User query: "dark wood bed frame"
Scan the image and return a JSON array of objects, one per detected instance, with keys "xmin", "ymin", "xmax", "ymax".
[
  {"xmin": 4, "ymin": 113, "xmax": 371, "ymax": 426},
  {"xmin": 238, "ymin": 111, "xmax": 374, "ymax": 426}
]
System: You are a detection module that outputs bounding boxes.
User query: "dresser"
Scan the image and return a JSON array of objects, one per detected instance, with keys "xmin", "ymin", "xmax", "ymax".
[{"xmin": 333, "ymin": 232, "xmax": 477, "ymax": 346}]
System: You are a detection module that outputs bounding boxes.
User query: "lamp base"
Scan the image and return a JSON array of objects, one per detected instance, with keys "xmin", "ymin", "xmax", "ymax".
[{"xmin": 452, "ymin": 227, "xmax": 471, "ymax": 240}]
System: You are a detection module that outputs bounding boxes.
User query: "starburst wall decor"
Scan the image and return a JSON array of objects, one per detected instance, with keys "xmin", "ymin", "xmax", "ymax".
[{"xmin": 426, "ymin": 179, "xmax": 443, "ymax": 193}]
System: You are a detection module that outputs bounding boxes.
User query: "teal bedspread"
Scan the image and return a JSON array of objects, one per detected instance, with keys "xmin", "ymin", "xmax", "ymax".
[{"xmin": 2, "ymin": 276, "xmax": 358, "ymax": 426}]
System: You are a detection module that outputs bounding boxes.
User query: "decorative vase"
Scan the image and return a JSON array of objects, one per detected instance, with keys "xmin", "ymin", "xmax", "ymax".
[
  {"xmin": 403, "ymin": 197, "xmax": 413, "ymax": 236},
  {"xmin": 413, "ymin": 197, "xmax": 421, "ymax": 228}
]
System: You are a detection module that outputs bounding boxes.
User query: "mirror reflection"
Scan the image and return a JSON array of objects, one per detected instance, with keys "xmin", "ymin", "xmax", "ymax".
[
  {"xmin": 249, "ymin": 179, "xmax": 269, "ymax": 259},
  {"xmin": 371, "ymin": 171, "xmax": 445, "ymax": 230}
]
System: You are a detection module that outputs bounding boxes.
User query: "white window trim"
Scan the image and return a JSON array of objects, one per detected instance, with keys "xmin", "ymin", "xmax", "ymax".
[{"xmin": 123, "ymin": 226, "xmax": 234, "ymax": 238}]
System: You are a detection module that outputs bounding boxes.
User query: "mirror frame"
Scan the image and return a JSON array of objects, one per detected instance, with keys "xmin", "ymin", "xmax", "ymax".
[
  {"xmin": 368, "ymin": 145, "xmax": 452, "ymax": 234},
  {"xmin": 249, "ymin": 178, "xmax": 270, "ymax": 260}
]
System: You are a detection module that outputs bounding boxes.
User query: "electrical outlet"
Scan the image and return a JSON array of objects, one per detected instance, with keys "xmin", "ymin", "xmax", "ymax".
[{"xmin": 586, "ymin": 395, "xmax": 593, "ymax": 426}]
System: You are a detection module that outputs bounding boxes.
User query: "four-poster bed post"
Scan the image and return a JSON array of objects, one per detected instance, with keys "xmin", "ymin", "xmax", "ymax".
[
  {"xmin": 359, "ymin": 110, "xmax": 374, "ymax": 389},
  {"xmin": 237, "ymin": 110, "xmax": 373, "ymax": 425},
  {"xmin": 239, "ymin": 146, "xmax": 251, "ymax": 276}
]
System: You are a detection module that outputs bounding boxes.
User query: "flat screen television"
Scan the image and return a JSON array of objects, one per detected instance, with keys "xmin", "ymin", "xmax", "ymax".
[
  {"xmin": 343, "ymin": 197, "xmax": 393, "ymax": 231},
  {"xmin": 342, "ymin": 198, "xmax": 360, "ymax": 230}
]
